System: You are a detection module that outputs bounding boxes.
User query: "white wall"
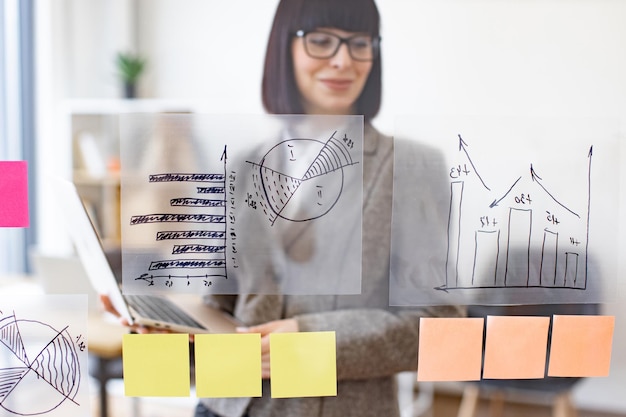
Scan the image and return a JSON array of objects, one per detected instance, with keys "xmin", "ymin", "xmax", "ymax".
[
  {"xmin": 130, "ymin": 0, "xmax": 626, "ymax": 130},
  {"xmin": 37, "ymin": 0, "xmax": 626, "ymax": 411},
  {"xmin": 377, "ymin": 0, "xmax": 626, "ymax": 124},
  {"xmin": 135, "ymin": 0, "xmax": 278, "ymax": 113}
]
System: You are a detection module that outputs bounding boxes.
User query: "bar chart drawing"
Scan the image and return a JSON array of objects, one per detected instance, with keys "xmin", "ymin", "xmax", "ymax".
[
  {"xmin": 438, "ymin": 135, "xmax": 592, "ymax": 292},
  {"xmin": 129, "ymin": 148, "xmax": 229, "ymax": 289}
]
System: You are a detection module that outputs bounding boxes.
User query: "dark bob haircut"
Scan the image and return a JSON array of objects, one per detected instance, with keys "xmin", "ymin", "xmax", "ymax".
[{"xmin": 261, "ymin": 0, "xmax": 382, "ymax": 121}]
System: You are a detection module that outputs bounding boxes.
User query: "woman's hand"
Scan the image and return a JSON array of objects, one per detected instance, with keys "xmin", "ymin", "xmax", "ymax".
[{"xmin": 237, "ymin": 318, "xmax": 299, "ymax": 379}]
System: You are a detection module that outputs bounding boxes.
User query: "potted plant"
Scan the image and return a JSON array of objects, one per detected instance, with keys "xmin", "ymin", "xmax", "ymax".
[{"xmin": 115, "ymin": 52, "xmax": 146, "ymax": 98}]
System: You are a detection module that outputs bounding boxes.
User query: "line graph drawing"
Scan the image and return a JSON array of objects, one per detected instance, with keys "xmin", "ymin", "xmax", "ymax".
[
  {"xmin": 246, "ymin": 131, "xmax": 359, "ymax": 226},
  {"xmin": 0, "ymin": 313, "xmax": 81, "ymax": 416},
  {"xmin": 438, "ymin": 134, "xmax": 592, "ymax": 292}
]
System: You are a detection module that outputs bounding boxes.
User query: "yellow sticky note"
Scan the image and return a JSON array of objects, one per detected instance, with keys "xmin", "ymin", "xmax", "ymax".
[
  {"xmin": 195, "ymin": 333, "xmax": 262, "ymax": 397},
  {"xmin": 417, "ymin": 317, "xmax": 484, "ymax": 381},
  {"xmin": 548, "ymin": 315, "xmax": 615, "ymax": 377},
  {"xmin": 483, "ymin": 316, "xmax": 550, "ymax": 379},
  {"xmin": 270, "ymin": 331, "xmax": 337, "ymax": 398},
  {"xmin": 123, "ymin": 333, "xmax": 190, "ymax": 397}
]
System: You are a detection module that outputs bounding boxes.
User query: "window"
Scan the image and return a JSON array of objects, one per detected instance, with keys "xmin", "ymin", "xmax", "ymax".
[{"xmin": 0, "ymin": 0, "xmax": 36, "ymax": 274}]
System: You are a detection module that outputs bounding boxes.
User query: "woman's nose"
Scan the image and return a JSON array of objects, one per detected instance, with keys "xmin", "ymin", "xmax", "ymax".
[{"xmin": 329, "ymin": 43, "xmax": 353, "ymax": 69}]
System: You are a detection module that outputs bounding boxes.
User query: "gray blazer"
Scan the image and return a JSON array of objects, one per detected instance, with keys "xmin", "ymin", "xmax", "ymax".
[{"xmin": 201, "ymin": 124, "xmax": 464, "ymax": 417}]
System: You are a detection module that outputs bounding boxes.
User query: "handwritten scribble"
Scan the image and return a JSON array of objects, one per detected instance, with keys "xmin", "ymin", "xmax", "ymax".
[
  {"xmin": 156, "ymin": 230, "xmax": 226, "ymax": 240},
  {"xmin": 149, "ymin": 259, "xmax": 227, "ymax": 270},
  {"xmin": 170, "ymin": 198, "xmax": 226, "ymax": 207},
  {"xmin": 149, "ymin": 173, "xmax": 224, "ymax": 182},
  {"xmin": 130, "ymin": 213, "xmax": 225, "ymax": 225},
  {"xmin": 172, "ymin": 244, "xmax": 226, "ymax": 254}
]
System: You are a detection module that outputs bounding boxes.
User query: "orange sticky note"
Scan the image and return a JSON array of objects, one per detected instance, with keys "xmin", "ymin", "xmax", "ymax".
[
  {"xmin": 548, "ymin": 315, "xmax": 615, "ymax": 377},
  {"xmin": 194, "ymin": 333, "xmax": 262, "ymax": 398},
  {"xmin": 123, "ymin": 333, "xmax": 190, "ymax": 397},
  {"xmin": 417, "ymin": 317, "xmax": 484, "ymax": 381},
  {"xmin": 483, "ymin": 316, "xmax": 550, "ymax": 379},
  {"xmin": 270, "ymin": 331, "xmax": 337, "ymax": 398},
  {"xmin": 0, "ymin": 161, "xmax": 29, "ymax": 227}
]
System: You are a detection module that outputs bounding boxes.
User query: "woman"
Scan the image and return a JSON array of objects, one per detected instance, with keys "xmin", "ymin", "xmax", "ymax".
[
  {"xmin": 102, "ymin": 0, "xmax": 461, "ymax": 415},
  {"xmin": 194, "ymin": 0, "xmax": 463, "ymax": 416}
]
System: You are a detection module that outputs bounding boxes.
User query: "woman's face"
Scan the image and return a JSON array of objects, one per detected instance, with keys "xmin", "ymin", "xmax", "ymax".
[{"xmin": 291, "ymin": 28, "xmax": 374, "ymax": 116}]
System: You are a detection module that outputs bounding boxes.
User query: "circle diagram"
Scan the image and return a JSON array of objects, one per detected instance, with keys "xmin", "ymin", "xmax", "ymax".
[
  {"xmin": 256, "ymin": 135, "xmax": 355, "ymax": 224},
  {"xmin": 0, "ymin": 315, "xmax": 81, "ymax": 415}
]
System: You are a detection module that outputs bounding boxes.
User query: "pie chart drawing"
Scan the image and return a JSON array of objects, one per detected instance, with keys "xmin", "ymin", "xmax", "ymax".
[
  {"xmin": 252, "ymin": 133, "xmax": 358, "ymax": 225},
  {"xmin": 0, "ymin": 315, "xmax": 81, "ymax": 416}
]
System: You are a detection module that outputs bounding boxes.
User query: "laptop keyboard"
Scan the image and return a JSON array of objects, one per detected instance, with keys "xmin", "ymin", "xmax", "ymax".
[{"xmin": 125, "ymin": 294, "xmax": 205, "ymax": 329}]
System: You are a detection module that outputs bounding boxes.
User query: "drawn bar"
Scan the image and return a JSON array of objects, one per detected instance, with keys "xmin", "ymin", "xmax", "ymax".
[
  {"xmin": 197, "ymin": 187, "xmax": 225, "ymax": 194},
  {"xmin": 149, "ymin": 173, "xmax": 224, "ymax": 182},
  {"xmin": 446, "ymin": 181, "xmax": 464, "ymax": 287},
  {"xmin": 504, "ymin": 208, "xmax": 531, "ymax": 287},
  {"xmin": 471, "ymin": 230, "xmax": 499, "ymax": 287},
  {"xmin": 170, "ymin": 198, "xmax": 225, "ymax": 207},
  {"xmin": 156, "ymin": 230, "xmax": 226, "ymax": 240},
  {"xmin": 130, "ymin": 213, "xmax": 225, "ymax": 225},
  {"xmin": 172, "ymin": 244, "xmax": 226, "ymax": 254},
  {"xmin": 149, "ymin": 259, "xmax": 227, "ymax": 270}
]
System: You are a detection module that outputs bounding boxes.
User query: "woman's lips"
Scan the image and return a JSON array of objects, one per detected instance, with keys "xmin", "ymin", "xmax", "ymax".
[{"xmin": 320, "ymin": 78, "xmax": 353, "ymax": 91}]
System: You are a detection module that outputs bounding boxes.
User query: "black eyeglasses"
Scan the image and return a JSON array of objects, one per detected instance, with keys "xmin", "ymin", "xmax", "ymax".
[{"xmin": 295, "ymin": 30, "xmax": 380, "ymax": 62}]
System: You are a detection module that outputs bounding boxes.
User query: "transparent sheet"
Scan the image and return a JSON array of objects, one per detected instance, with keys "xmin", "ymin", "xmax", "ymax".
[
  {"xmin": 0, "ymin": 294, "xmax": 89, "ymax": 417},
  {"xmin": 390, "ymin": 116, "xmax": 621, "ymax": 306},
  {"xmin": 120, "ymin": 114, "xmax": 363, "ymax": 295}
]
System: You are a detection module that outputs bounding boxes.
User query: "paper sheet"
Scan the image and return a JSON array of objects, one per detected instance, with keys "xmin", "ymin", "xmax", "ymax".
[
  {"xmin": 120, "ymin": 114, "xmax": 363, "ymax": 296},
  {"xmin": 0, "ymin": 294, "xmax": 88, "ymax": 417},
  {"xmin": 391, "ymin": 116, "xmax": 621, "ymax": 306}
]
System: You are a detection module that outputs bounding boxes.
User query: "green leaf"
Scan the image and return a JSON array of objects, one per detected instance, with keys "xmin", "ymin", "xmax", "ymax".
[{"xmin": 116, "ymin": 52, "xmax": 146, "ymax": 84}]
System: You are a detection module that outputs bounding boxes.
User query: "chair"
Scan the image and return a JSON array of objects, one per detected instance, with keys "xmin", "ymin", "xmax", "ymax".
[
  {"xmin": 87, "ymin": 247, "xmax": 127, "ymax": 417},
  {"xmin": 88, "ymin": 313, "xmax": 127, "ymax": 417},
  {"xmin": 457, "ymin": 303, "xmax": 599, "ymax": 417}
]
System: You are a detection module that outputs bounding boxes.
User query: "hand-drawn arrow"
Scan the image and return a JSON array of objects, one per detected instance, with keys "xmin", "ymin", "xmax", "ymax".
[
  {"xmin": 530, "ymin": 164, "xmax": 580, "ymax": 218},
  {"xmin": 489, "ymin": 176, "xmax": 522, "ymax": 208},
  {"xmin": 458, "ymin": 134, "xmax": 491, "ymax": 191},
  {"xmin": 220, "ymin": 145, "xmax": 227, "ymax": 162}
]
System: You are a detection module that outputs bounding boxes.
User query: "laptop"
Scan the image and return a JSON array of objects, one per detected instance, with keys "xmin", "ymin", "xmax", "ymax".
[{"xmin": 54, "ymin": 178, "xmax": 240, "ymax": 334}]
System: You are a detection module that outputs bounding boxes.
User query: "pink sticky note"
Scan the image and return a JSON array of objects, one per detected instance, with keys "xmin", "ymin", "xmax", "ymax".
[
  {"xmin": 548, "ymin": 315, "xmax": 615, "ymax": 377},
  {"xmin": 0, "ymin": 161, "xmax": 29, "ymax": 227},
  {"xmin": 417, "ymin": 317, "xmax": 484, "ymax": 381},
  {"xmin": 483, "ymin": 315, "xmax": 550, "ymax": 379}
]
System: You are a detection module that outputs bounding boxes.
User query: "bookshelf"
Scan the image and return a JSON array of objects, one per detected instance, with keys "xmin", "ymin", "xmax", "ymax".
[{"xmin": 64, "ymin": 99, "xmax": 213, "ymax": 248}]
